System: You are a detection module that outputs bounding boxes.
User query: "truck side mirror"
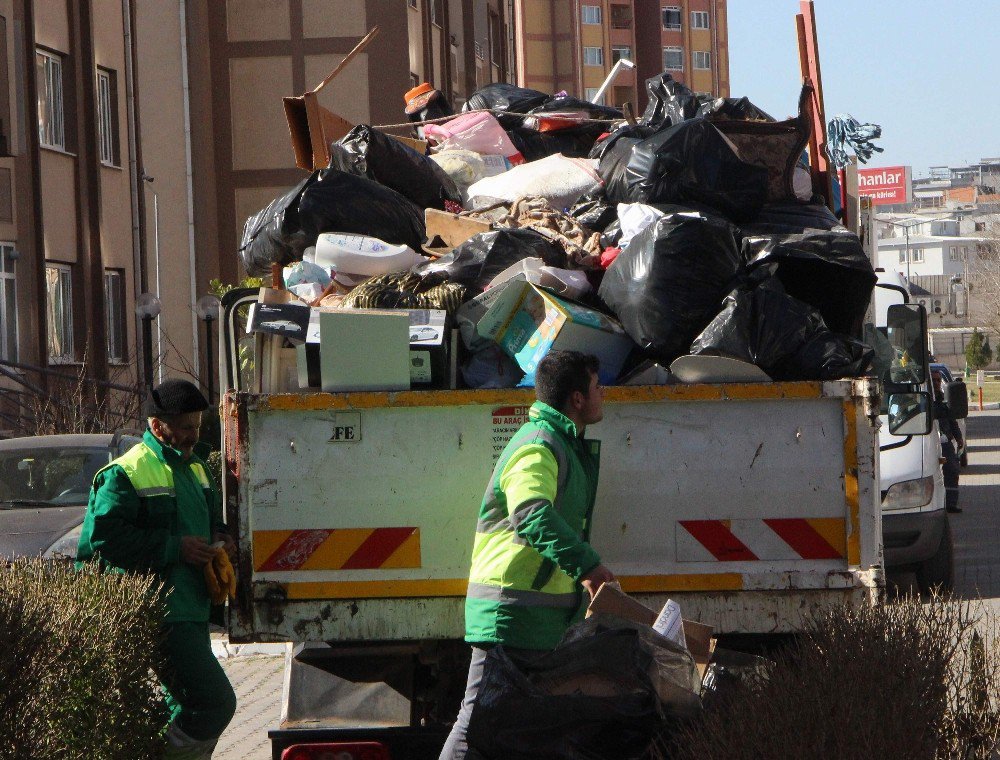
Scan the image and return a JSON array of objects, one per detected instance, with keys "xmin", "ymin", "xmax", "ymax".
[
  {"xmin": 887, "ymin": 392, "xmax": 933, "ymax": 435},
  {"xmin": 885, "ymin": 304, "xmax": 928, "ymax": 384},
  {"xmin": 946, "ymin": 380, "xmax": 969, "ymax": 419}
]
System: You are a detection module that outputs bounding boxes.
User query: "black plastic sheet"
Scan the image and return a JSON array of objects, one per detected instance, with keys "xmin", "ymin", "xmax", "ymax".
[
  {"xmin": 740, "ymin": 202, "xmax": 842, "ymax": 235},
  {"xmin": 298, "ymin": 170, "xmax": 426, "ymax": 253},
  {"xmin": 507, "ymin": 125, "xmax": 600, "ymax": 161},
  {"xmin": 598, "ymin": 207, "xmax": 743, "ymax": 365},
  {"xmin": 608, "ymin": 118, "xmax": 770, "ymax": 221},
  {"xmin": 690, "ymin": 277, "xmax": 874, "ymax": 381},
  {"xmin": 238, "ymin": 173, "xmax": 319, "ymax": 276},
  {"xmin": 531, "ymin": 96, "xmax": 623, "ymax": 122},
  {"xmin": 742, "ymin": 228, "xmax": 876, "ymax": 336},
  {"xmin": 412, "ymin": 228, "xmax": 566, "ymax": 294},
  {"xmin": 463, "ymin": 83, "xmax": 550, "ymax": 128},
  {"xmin": 641, "ymin": 73, "xmax": 701, "ymax": 131},
  {"xmin": 328, "ymin": 125, "xmax": 459, "ymax": 210},
  {"xmin": 569, "ymin": 196, "xmax": 617, "ymax": 233},
  {"xmin": 699, "ymin": 96, "xmax": 774, "ymax": 122}
]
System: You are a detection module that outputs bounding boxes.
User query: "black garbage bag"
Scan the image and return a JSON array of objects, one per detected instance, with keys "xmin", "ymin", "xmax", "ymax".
[
  {"xmin": 507, "ymin": 125, "xmax": 600, "ymax": 161},
  {"xmin": 589, "ymin": 123, "xmax": 656, "ymax": 161},
  {"xmin": 690, "ymin": 276, "xmax": 874, "ymax": 381},
  {"xmin": 297, "ymin": 169, "xmax": 426, "ymax": 253},
  {"xmin": 743, "ymin": 228, "xmax": 876, "ymax": 336},
  {"xmin": 569, "ymin": 196, "xmax": 617, "ymax": 233},
  {"xmin": 238, "ymin": 173, "xmax": 319, "ymax": 276},
  {"xmin": 328, "ymin": 125, "xmax": 460, "ymax": 210},
  {"xmin": 641, "ymin": 73, "xmax": 701, "ymax": 130},
  {"xmin": 597, "ymin": 134, "xmax": 644, "ymax": 203},
  {"xmin": 598, "ymin": 207, "xmax": 743, "ymax": 365},
  {"xmin": 611, "ymin": 118, "xmax": 771, "ymax": 220},
  {"xmin": 531, "ymin": 95, "xmax": 624, "ymax": 122},
  {"xmin": 698, "ymin": 96, "xmax": 774, "ymax": 122},
  {"xmin": 464, "ymin": 83, "xmax": 550, "ymax": 128},
  {"xmin": 412, "ymin": 228, "xmax": 566, "ymax": 294},
  {"xmin": 741, "ymin": 201, "xmax": 842, "ymax": 235},
  {"xmin": 467, "ymin": 619, "xmax": 699, "ymax": 760}
]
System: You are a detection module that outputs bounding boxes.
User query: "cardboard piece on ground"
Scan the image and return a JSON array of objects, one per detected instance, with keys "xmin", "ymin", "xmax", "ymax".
[
  {"xmin": 283, "ymin": 27, "xmax": 380, "ymax": 171},
  {"xmin": 587, "ymin": 583, "xmax": 716, "ymax": 679},
  {"xmin": 318, "ymin": 309, "xmax": 410, "ymax": 392},
  {"xmin": 475, "ymin": 278, "xmax": 633, "ymax": 386},
  {"xmin": 422, "ymin": 208, "xmax": 493, "ymax": 256}
]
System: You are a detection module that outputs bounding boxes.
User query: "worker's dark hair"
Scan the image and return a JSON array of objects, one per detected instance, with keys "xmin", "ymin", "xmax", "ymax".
[{"xmin": 535, "ymin": 351, "xmax": 600, "ymax": 411}]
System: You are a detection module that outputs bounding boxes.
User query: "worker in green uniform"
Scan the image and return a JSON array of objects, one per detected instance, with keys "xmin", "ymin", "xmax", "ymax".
[
  {"xmin": 77, "ymin": 379, "xmax": 237, "ymax": 759},
  {"xmin": 440, "ymin": 350, "xmax": 616, "ymax": 760}
]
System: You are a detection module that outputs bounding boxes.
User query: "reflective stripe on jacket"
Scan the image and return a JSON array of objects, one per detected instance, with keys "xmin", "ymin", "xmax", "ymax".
[
  {"xmin": 76, "ymin": 429, "xmax": 221, "ymax": 622},
  {"xmin": 465, "ymin": 401, "xmax": 601, "ymax": 650}
]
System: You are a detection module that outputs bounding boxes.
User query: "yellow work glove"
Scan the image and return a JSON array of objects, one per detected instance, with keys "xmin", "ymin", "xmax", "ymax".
[{"xmin": 203, "ymin": 547, "xmax": 237, "ymax": 604}]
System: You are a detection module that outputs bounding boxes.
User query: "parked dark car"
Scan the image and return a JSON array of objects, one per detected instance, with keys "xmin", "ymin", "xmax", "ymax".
[{"xmin": 0, "ymin": 432, "xmax": 142, "ymax": 560}]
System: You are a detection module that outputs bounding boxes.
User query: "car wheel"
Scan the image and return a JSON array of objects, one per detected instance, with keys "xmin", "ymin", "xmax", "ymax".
[{"xmin": 915, "ymin": 518, "xmax": 954, "ymax": 594}]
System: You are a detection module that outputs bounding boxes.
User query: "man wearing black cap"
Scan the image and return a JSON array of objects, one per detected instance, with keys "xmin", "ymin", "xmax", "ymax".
[{"xmin": 77, "ymin": 378, "xmax": 237, "ymax": 758}]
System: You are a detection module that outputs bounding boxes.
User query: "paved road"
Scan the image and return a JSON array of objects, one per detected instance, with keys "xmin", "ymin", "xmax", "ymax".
[{"xmin": 213, "ymin": 410, "xmax": 1000, "ymax": 760}]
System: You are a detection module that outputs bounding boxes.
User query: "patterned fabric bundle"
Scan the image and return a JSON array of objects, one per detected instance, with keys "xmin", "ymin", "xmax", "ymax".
[{"xmin": 342, "ymin": 271, "xmax": 467, "ymax": 315}]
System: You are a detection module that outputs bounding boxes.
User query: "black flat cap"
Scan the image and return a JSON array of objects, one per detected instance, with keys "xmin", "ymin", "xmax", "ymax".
[{"xmin": 145, "ymin": 379, "xmax": 209, "ymax": 417}]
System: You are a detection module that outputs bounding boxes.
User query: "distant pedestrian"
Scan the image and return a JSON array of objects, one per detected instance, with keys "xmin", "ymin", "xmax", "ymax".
[
  {"xmin": 933, "ymin": 370, "xmax": 964, "ymax": 514},
  {"xmin": 77, "ymin": 379, "xmax": 237, "ymax": 758}
]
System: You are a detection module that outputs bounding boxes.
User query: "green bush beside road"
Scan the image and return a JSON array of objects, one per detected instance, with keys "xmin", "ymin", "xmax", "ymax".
[{"xmin": 0, "ymin": 559, "xmax": 168, "ymax": 759}]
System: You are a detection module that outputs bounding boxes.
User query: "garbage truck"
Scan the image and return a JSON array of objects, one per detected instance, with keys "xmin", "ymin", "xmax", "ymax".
[{"xmin": 216, "ymin": 284, "xmax": 942, "ymax": 758}]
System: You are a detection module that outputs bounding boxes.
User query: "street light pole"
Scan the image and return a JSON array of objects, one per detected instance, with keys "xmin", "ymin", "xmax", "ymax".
[{"xmin": 135, "ymin": 293, "xmax": 162, "ymax": 397}]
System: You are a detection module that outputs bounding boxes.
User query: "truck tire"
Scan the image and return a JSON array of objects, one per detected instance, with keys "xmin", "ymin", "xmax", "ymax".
[{"xmin": 915, "ymin": 518, "xmax": 954, "ymax": 594}]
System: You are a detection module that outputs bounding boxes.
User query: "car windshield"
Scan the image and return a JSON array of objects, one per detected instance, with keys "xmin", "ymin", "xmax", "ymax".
[{"xmin": 0, "ymin": 446, "xmax": 118, "ymax": 507}]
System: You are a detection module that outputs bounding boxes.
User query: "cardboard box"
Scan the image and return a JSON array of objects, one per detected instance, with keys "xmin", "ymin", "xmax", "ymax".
[
  {"xmin": 587, "ymin": 583, "xmax": 716, "ymax": 679},
  {"xmin": 406, "ymin": 309, "xmax": 449, "ymax": 388},
  {"xmin": 475, "ymin": 279, "xmax": 633, "ymax": 386},
  {"xmin": 318, "ymin": 309, "xmax": 410, "ymax": 392},
  {"xmin": 247, "ymin": 301, "xmax": 311, "ymax": 342}
]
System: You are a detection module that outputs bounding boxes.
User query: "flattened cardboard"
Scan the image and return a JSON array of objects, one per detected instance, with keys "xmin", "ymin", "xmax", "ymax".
[
  {"xmin": 283, "ymin": 27, "xmax": 379, "ymax": 171},
  {"xmin": 587, "ymin": 583, "xmax": 716, "ymax": 678},
  {"xmin": 422, "ymin": 208, "xmax": 492, "ymax": 256}
]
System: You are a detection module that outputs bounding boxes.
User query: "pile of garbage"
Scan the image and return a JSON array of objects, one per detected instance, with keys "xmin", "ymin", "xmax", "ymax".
[{"xmin": 239, "ymin": 73, "xmax": 875, "ymax": 393}]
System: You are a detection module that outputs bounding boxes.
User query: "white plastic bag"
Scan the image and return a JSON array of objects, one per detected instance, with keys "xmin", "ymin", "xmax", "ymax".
[
  {"xmin": 466, "ymin": 154, "xmax": 603, "ymax": 211},
  {"xmin": 487, "ymin": 257, "xmax": 592, "ymax": 300},
  {"xmin": 429, "ymin": 150, "xmax": 511, "ymax": 203},
  {"xmin": 617, "ymin": 203, "xmax": 666, "ymax": 251}
]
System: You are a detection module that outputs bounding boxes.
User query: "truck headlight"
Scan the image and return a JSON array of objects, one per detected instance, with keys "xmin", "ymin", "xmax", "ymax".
[
  {"xmin": 42, "ymin": 524, "xmax": 83, "ymax": 560},
  {"xmin": 882, "ymin": 476, "xmax": 935, "ymax": 511}
]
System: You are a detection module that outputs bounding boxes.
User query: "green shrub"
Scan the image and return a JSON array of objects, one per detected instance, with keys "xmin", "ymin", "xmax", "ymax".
[
  {"xmin": 657, "ymin": 594, "xmax": 999, "ymax": 760},
  {"xmin": 0, "ymin": 559, "xmax": 169, "ymax": 759}
]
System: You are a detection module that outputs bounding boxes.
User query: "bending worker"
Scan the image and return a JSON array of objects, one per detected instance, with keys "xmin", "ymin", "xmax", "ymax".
[
  {"xmin": 440, "ymin": 350, "xmax": 616, "ymax": 759},
  {"xmin": 932, "ymin": 369, "xmax": 964, "ymax": 514},
  {"xmin": 77, "ymin": 379, "xmax": 237, "ymax": 758}
]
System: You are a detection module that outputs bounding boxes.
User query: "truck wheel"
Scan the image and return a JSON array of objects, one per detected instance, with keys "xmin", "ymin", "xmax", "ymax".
[{"xmin": 915, "ymin": 518, "xmax": 954, "ymax": 594}]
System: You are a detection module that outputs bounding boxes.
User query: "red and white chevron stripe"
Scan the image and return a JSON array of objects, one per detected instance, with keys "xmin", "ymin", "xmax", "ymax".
[{"xmin": 676, "ymin": 518, "xmax": 846, "ymax": 562}]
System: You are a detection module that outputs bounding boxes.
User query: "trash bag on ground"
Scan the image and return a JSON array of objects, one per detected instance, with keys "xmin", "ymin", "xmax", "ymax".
[
  {"xmin": 569, "ymin": 196, "xmax": 618, "ymax": 233},
  {"xmin": 239, "ymin": 173, "xmax": 319, "ymax": 276},
  {"xmin": 327, "ymin": 125, "xmax": 459, "ymax": 210},
  {"xmin": 608, "ymin": 118, "xmax": 770, "ymax": 221},
  {"xmin": 598, "ymin": 206, "xmax": 743, "ymax": 366},
  {"xmin": 297, "ymin": 169, "xmax": 426, "ymax": 253},
  {"xmin": 506, "ymin": 125, "xmax": 602, "ymax": 161},
  {"xmin": 466, "ymin": 617, "xmax": 699, "ymax": 760},
  {"xmin": 690, "ymin": 276, "xmax": 874, "ymax": 381},
  {"xmin": 464, "ymin": 83, "xmax": 550, "ymax": 128},
  {"xmin": 641, "ymin": 73, "xmax": 701, "ymax": 131},
  {"xmin": 743, "ymin": 228, "xmax": 876, "ymax": 336},
  {"xmin": 412, "ymin": 228, "xmax": 566, "ymax": 294}
]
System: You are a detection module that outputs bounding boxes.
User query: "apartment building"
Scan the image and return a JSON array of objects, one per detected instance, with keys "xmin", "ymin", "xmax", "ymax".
[
  {"xmin": 515, "ymin": 0, "xmax": 729, "ymax": 112},
  {"xmin": 0, "ymin": 1, "xmax": 514, "ymax": 432}
]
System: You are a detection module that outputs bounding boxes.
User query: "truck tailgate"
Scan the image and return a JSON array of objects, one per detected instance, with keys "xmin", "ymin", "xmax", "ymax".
[{"xmin": 225, "ymin": 379, "xmax": 881, "ymax": 640}]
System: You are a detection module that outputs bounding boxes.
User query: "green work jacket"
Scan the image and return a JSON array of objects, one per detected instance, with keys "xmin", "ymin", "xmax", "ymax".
[
  {"xmin": 466, "ymin": 401, "xmax": 602, "ymax": 650},
  {"xmin": 76, "ymin": 430, "xmax": 223, "ymax": 623}
]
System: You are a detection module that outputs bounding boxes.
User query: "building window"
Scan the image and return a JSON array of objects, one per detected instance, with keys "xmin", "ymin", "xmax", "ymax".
[
  {"xmin": 610, "ymin": 4, "xmax": 632, "ymax": 29},
  {"xmin": 407, "ymin": 0, "xmax": 417, "ymax": 7},
  {"xmin": 36, "ymin": 49, "xmax": 65, "ymax": 150},
  {"xmin": 0, "ymin": 244, "xmax": 16, "ymax": 362},
  {"xmin": 583, "ymin": 46, "xmax": 604, "ymax": 67},
  {"xmin": 898, "ymin": 250, "xmax": 906, "ymax": 264},
  {"xmin": 45, "ymin": 264, "xmax": 74, "ymax": 363},
  {"xmin": 585, "ymin": 87, "xmax": 601, "ymax": 103},
  {"xmin": 949, "ymin": 246, "xmax": 960, "ymax": 261},
  {"xmin": 611, "ymin": 45, "xmax": 632, "ymax": 64},
  {"xmin": 692, "ymin": 11, "xmax": 710, "ymax": 29},
  {"xmin": 96, "ymin": 68, "xmax": 119, "ymax": 166},
  {"xmin": 662, "ymin": 6, "xmax": 682, "ymax": 30},
  {"xmin": 430, "ymin": 0, "xmax": 442, "ymax": 26},
  {"xmin": 693, "ymin": 51, "xmax": 711, "ymax": 70},
  {"xmin": 104, "ymin": 269, "xmax": 126, "ymax": 363},
  {"xmin": 663, "ymin": 46, "xmax": 683, "ymax": 71},
  {"xmin": 581, "ymin": 5, "xmax": 601, "ymax": 24},
  {"xmin": 911, "ymin": 248, "xmax": 924, "ymax": 263},
  {"xmin": 489, "ymin": 11, "xmax": 503, "ymax": 67},
  {"xmin": 962, "ymin": 246, "xmax": 969, "ymax": 260}
]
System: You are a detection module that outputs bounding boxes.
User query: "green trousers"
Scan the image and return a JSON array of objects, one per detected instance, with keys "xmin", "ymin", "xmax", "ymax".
[{"xmin": 160, "ymin": 622, "xmax": 237, "ymax": 743}]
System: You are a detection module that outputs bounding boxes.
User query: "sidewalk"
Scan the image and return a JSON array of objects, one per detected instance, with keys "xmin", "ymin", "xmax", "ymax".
[{"xmin": 952, "ymin": 409, "xmax": 1000, "ymax": 599}]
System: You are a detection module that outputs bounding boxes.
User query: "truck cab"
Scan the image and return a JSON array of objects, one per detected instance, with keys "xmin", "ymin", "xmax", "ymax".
[{"xmin": 868, "ymin": 271, "xmax": 966, "ymax": 591}]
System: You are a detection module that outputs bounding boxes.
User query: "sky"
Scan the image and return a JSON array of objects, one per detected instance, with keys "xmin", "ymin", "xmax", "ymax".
[{"xmin": 727, "ymin": 1, "xmax": 999, "ymax": 178}]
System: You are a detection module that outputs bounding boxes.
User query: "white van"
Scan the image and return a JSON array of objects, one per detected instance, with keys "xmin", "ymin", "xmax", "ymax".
[{"xmin": 868, "ymin": 271, "xmax": 967, "ymax": 591}]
